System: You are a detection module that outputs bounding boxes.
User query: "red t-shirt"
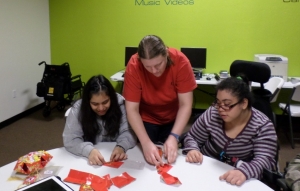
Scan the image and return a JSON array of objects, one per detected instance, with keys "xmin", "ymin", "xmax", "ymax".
[{"xmin": 123, "ymin": 48, "xmax": 197, "ymax": 125}]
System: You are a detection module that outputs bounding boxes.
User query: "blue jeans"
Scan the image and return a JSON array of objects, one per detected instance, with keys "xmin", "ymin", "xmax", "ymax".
[{"xmin": 143, "ymin": 121, "xmax": 174, "ymax": 144}]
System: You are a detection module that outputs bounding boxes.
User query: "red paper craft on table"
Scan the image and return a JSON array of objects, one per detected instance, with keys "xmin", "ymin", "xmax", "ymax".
[
  {"xmin": 160, "ymin": 172, "xmax": 182, "ymax": 185},
  {"xmin": 111, "ymin": 172, "xmax": 136, "ymax": 188},
  {"xmin": 103, "ymin": 161, "xmax": 124, "ymax": 168},
  {"xmin": 13, "ymin": 150, "xmax": 53, "ymax": 175},
  {"xmin": 156, "ymin": 164, "xmax": 172, "ymax": 174},
  {"xmin": 64, "ymin": 169, "xmax": 111, "ymax": 191}
]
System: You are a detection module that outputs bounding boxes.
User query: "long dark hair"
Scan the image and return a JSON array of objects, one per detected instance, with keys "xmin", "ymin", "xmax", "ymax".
[
  {"xmin": 137, "ymin": 35, "xmax": 173, "ymax": 66},
  {"xmin": 216, "ymin": 74, "xmax": 253, "ymax": 109},
  {"xmin": 80, "ymin": 74, "xmax": 122, "ymax": 144}
]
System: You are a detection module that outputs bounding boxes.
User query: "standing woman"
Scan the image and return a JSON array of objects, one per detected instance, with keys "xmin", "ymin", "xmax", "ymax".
[
  {"xmin": 183, "ymin": 76, "xmax": 277, "ymax": 186},
  {"xmin": 63, "ymin": 75, "xmax": 137, "ymax": 165},
  {"xmin": 123, "ymin": 35, "xmax": 197, "ymax": 165}
]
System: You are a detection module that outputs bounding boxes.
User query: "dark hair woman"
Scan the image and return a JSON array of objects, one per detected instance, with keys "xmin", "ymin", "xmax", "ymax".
[
  {"xmin": 183, "ymin": 76, "xmax": 277, "ymax": 186},
  {"xmin": 63, "ymin": 74, "xmax": 137, "ymax": 166}
]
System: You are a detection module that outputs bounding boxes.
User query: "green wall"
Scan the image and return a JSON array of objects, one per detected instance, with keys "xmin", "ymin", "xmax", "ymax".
[{"xmin": 49, "ymin": 0, "xmax": 300, "ymax": 111}]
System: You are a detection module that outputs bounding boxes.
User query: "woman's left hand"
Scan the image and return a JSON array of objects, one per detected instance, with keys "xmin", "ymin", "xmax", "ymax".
[
  {"xmin": 219, "ymin": 169, "xmax": 246, "ymax": 186},
  {"xmin": 110, "ymin": 146, "xmax": 127, "ymax": 162},
  {"xmin": 164, "ymin": 135, "xmax": 178, "ymax": 164}
]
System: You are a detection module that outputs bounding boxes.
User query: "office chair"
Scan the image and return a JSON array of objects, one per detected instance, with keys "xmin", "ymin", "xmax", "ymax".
[
  {"xmin": 265, "ymin": 77, "xmax": 285, "ymax": 104},
  {"xmin": 264, "ymin": 77, "xmax": 285, "ymax": 129},
  {"xmin": 230, "ymin": 60, "xmax": 274, "ymax": 123},
  {"xmin": 279, "ymin": 82, "xmax": 300, "ymax": 149}
]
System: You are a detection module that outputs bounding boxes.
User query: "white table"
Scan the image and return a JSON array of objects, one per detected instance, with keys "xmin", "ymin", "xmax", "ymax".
[
  {"xmin": 0, "ymin": 143, "xmax": 273, "ymax": 191},
  {"xmin": 110, "ymin": 71, "xmax": 294, "ymax": 88}
]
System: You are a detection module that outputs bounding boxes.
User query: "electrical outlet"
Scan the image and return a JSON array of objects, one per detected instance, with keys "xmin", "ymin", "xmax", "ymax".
[{"xmin": 12, "ymin": 90, "xmax": 16, "ymax": 98}]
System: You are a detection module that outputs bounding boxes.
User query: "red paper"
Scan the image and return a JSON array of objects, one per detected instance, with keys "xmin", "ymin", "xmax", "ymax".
[
  {"xmin": 160, "ymin": 172, "xmax": 181, "ymax": 185},
  {"xmin": 103, "ymin": 161, "xmax": 124, "ymax": 168},
  {"xmin": 64, "ymin": 169, "xmax": 111, "ymax": 191},
  {"xmin": 111, "ymin": 172, "xmax": 136, "ymax": 188},
  {"xmin": 156, "ymin": 164, "xmax": 172, "ymax": 174},
  {"xmin": 157, "ymin": 147, "xmax": 163, "ymax": 158}
]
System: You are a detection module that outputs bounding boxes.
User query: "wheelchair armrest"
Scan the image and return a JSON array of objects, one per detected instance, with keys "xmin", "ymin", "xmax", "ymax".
[
  {"xmin": 262, "ymin": 168, "xmax": 283, "ymax": 186},
  {"xmin": 277, "ymin": 178, "xmax": 290, "ymax": 191},
  {"xmin": 71, "ymin": 75, "xmax": 81, "ymax": 80}
]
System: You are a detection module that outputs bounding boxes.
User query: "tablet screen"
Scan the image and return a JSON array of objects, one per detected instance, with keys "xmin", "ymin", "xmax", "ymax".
[
  {"xmin": 24, "ymin": 179, "xmax": 67, "ymax": 191},
  {"xmin": 18, "ymin": 176, "xmax": 73, "ymax": 191}
]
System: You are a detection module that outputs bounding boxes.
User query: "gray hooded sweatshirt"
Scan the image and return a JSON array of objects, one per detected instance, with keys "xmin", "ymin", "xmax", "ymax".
[{"xmin": 62, "ymin": 93, "xmax": 137, "ymax": 158}]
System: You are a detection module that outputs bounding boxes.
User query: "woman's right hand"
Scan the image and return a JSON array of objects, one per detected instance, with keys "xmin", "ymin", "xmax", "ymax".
[
  {"xmin": 88, "ymin": 148, "xmax": 106, "ymax": 166},
  {"xmin": 185, "ymin": 150, "xmax": 203, "ymax": 164},
  {"xmin": 142, "ymin": 141, "xmax": 164, "ymax": 166}
]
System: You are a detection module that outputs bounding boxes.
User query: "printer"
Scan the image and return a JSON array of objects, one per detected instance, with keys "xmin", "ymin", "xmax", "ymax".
[{"xmin": 254, "ymin": 54, "xmax": 288, "ymax": 81}]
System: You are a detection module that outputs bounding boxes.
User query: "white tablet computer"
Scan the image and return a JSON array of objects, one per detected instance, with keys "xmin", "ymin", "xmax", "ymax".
[{"xmin": 18, "ymin": 176, "xmax": 74, "ymax": 191}]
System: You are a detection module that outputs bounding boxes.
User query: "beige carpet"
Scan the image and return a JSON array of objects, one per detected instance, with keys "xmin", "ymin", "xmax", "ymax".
[{"xmin": 0, "ymin": 108, "xmax": 299, "ymax": 174}]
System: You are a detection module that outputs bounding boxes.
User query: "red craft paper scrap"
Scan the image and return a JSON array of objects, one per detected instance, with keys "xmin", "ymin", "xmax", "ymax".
[
  {"xmin": 102, "ymin": 174, "xmax": 112, "ymax": 188},
  {"xmin": 156, "ymin": 164, "xmax": 172, "ymax": 174},
  {"xmin": 161, "ymin": 172, "xmax": 182, "ymax": 185},
  {"xmin": 64, "ymin": 169, "xmax": 88, "ymax": 184},
  {"xmin": 111, "ymin": 172, "xmax": 136, "ymax": 188},
  {"xmin": 64, "ymin": 169, "xmax": 111, "ymax": 191},
  {"xmin": 103, "ymin": 161, "xmax": 124, "ymax": 168},
  {"xmin": 90, "ymin": 175, "xmax": 111, "ymax": 191}
]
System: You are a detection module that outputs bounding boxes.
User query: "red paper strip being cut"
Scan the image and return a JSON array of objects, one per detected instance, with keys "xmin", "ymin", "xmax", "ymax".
[{"xmin": 103, "ymin": 161, "xmax": 124, "ymax": 168}]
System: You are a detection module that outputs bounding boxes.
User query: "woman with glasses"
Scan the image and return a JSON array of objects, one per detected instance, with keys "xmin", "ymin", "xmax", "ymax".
[
  {"xmin": 63, "ymin": 75, "xmax": 137, "ymax": 166},
  {"xmin": 183, "ymin": 76, "xmax": 277, "ymax": 186}
]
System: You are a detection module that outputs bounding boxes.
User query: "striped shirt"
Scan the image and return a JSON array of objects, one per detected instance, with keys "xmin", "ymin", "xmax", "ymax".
[{"xmin": 183, "ymin": 106, "xmax": 277, "ymax": 180}]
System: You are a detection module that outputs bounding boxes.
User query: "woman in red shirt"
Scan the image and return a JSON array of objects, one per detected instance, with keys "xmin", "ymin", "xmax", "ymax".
[{"xmin": 123, "ymin": 35, "xmax": 197, "ymax": 166}]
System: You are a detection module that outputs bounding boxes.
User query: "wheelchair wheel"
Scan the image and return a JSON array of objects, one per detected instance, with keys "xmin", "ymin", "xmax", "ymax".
[
  {"xmin": 57, "ymin": 102, "xmax": 65, "ymax": 111},
  {"xmin": 43, "ymin": 106, "xmax": 51, "ymax": 117}
]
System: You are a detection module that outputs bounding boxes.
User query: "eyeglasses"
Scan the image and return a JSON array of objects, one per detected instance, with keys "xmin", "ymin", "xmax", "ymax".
[{"xmin": 212, "ymin": 99, "xmax": 242, "ymax": 111}]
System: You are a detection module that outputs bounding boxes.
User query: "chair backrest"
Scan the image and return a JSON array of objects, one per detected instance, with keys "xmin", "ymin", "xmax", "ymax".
[
  {"xmin": 230, "ymin": 60, "xmax": 275, "ymax": 124},
  {"xmin": 230, "ymin": 60, "xmax": 271, "ymax": 88},
  {"xmin": 264, "ymin": 77, "xmax": 285, "ymax": 103},
  {"xmin": 291, "ymin": 82, "xmax": 300, "ymax": 102}
]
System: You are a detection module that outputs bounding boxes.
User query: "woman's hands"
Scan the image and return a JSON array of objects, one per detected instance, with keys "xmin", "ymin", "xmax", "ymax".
[
  {"xmin": 88, "ymin": 147, "xmax": 127, "ymax": 166},
  {"xmin": 186, "ymin": 150, "xmax": 246, "ymax": 186},
  {"xmin": 219, "ymin": 169, "xmax": 246, "ymax": 186},
  {"xmin": 164, "ymin": 135, "xmax": 179, "ymax": 164},
  {"xmin": 110, "ymin": 146, "xmax": 128, "ymax": 162},
  {"xmin": 88, "ymin": 149, "xmax": 106, "ymax": 166},
  {"xmin": 185, "ymin": 150, "xmax": 203, "ymax": 164},
  {"xmin": 142, "ymin": 141, "xmax": 164, "ymax": 166}
]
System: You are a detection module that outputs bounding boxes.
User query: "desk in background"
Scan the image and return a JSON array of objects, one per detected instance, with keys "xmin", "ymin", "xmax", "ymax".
[
  {"xmin": 110, "ymin": 71, "xmax": 294, "ymax": 88},
  {"xmin": 0, "ymin": 143, "xmax": 272, "ymax": 191}
]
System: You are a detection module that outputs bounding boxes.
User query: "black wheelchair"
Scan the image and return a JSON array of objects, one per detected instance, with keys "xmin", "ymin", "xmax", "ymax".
[{"xmin": 36, "ymin": 61, "xmax": 84, "ymax": 117}]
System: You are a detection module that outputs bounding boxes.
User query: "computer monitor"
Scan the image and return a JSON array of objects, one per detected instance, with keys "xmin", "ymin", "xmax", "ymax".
[
  {"xmin": 180, "ymin": 47, "xmax": 207, "ymax": 70},
  {"xmin": 125, "ymin": 47, "xmax": 138, "ymax": 66}
]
